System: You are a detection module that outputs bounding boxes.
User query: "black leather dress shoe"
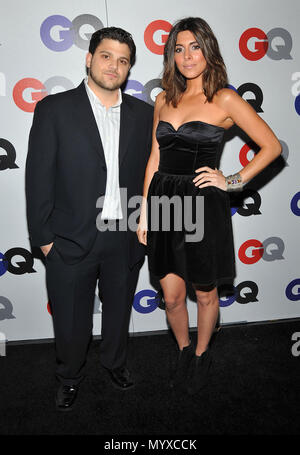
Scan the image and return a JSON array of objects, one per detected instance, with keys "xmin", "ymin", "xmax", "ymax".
[
  {"xmin": 55, "ymin": 384, "xmax": 78, "ymax": 411},
  {"xmin": 108, "ymin": 366, "xmax": 134, "ymax": 390}
]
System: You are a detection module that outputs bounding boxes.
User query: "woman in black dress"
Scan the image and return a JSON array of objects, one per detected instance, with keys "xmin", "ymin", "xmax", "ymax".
[{"xmin": 137, "ymin": 17, "xmax": 281, "ymax": 394}]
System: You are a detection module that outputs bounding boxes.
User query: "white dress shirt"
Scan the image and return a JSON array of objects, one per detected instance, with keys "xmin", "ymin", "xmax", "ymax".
[{"xmin": 84, "ymin": 77, "xmax": 123, "ymax": 220}]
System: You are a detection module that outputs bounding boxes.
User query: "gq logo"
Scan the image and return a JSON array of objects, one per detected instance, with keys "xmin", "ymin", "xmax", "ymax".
[
  {"xmin": 231, "ymin": 189, "xmax": 261, "ymax": 217},
  {"xmin": 230, "ymin": 83, "xmax": 264, "ymax": 113},
  {"xmin": 219, "ymin": 281, "xmax": 258, "ymax": 307},
  {"xmin": 291, "ymin": 192, "xmax": 300, "ymax": 216},
  {"xmin": 239, "ymin": 27, "xmax": 293, "ymax": 61},
  {"xmin": 239, "ymin": 143, "xmax": 258, "ymax": 167},
  {"xmin": 40, "ymin": 14, "xmax": 104, "ymax": 51},
  {"xmin": 144, "ymin": 20, "xmax": 172, "ymax": 55},
  {"xmin": 0, "ymin": 139, "xmax": 19, "ymax": 171},
  {"xmin": 0, "ymin": 296, "xmax": 16, "ymax": 321},
  {"xmin": 0, "ymin": 248, "xmax": 36, "ymax": 276},
  {"xmin": 237, "ymin": 83, "xmax": 264, "ymax": 112},
  {"xmin": 124, "ymin": 79, "xmax": 162, "ymax": 106},
  {"xmin": 133, "ymin": 289, "xmax": 164, "ymax": 313},
  {"xmin": 238, "ymin": 237, "xmax": 285, "ymax": 264},
  {"xmin": 292, "ymin": 72, "xmax": 300, "ymax": 116},
  {"xmin": 13, "ymin": 77, "xmax": 74, "ymax": 112},
  {"xmin": 286, "ymin": 279, "xmax": 300, "ymax": 302}
]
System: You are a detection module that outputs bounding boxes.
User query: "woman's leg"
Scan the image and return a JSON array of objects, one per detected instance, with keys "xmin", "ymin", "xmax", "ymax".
[
  {"xmin": 160, "ymin": 273, "xmax": 194, "ymax": 388},
  {"xmin": 185, "ymin": 284, "xmax": 219, "ymax": 394},
  {"xmin": 193, "ymin": 284, "xmax": 219, "ymax": 356},
  {"xmin": 160, "ymin": 273, "xmax": 189, "ymax": 349}
]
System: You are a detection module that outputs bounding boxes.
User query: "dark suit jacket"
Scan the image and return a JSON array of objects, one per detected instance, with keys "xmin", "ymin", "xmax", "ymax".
[{"xmin": 25, "ymin": 80, "xmax": 153, "ymax": 267}]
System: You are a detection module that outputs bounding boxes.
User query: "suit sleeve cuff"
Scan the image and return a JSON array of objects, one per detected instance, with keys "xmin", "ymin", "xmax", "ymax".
[{"xmin": 29, "ymin": 231, "xmax": 55, "ymax": 248}]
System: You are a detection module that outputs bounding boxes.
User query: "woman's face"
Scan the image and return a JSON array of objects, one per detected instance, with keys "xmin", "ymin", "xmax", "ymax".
[{"xmin": 174, "ymin": 30, "xmax": 207, "ymax": 80}]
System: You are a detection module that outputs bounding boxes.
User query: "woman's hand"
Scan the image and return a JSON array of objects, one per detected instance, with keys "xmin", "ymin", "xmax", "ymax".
[
  {"xmin": 137, "ymin": 213, "xmax": 148, "ymax": 246},
  {"xmin": 193, "ymin": 167, "xmax": 227, "ymax": 191}
]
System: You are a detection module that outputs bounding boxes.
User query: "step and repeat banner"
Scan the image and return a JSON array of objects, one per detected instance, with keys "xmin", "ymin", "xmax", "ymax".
[{"xmin": 0, "ymin": 0, "xmax": 299, "ymax": 341}]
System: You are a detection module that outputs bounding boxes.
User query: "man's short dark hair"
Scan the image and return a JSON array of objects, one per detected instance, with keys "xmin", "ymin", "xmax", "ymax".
[{"xmin": 89, "ymin": 27, "xmax": 136, "ymax": 66}]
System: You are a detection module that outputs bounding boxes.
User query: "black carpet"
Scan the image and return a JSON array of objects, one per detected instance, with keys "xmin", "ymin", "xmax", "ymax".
[{"xmin": 1, "ymin": 319, "xmax": 300, "ymax": 436}]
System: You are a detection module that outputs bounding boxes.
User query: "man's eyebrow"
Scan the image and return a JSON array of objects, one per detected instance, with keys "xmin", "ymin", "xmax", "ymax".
[{"xmin": 98, "ymin": 50, "xmax": 129, "ymax": 61}]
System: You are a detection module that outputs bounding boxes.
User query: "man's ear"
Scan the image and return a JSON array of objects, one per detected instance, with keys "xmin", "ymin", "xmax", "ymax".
[{"xmin": 86, "ymin": 52, "xmax": 92, "ymax": 69}]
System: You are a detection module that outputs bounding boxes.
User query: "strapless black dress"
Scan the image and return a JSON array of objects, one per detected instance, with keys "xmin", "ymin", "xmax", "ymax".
[{"xmin": 147, "ymin": 120, "xmax": 235, "ymax": 285}]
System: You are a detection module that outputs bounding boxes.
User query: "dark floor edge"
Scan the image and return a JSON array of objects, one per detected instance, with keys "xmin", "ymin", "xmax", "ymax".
[{"xmin": 5, "ymin": 316, "xmax": 300, "ymax": 346}]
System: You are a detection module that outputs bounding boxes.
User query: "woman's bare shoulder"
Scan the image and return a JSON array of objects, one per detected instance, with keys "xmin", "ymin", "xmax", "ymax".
[
  {"xmin": 155, "ymin": 90, "xmax": 166, "ymax": 106},
  {"xmin": 213, "ymin": 87, "xmax": 240, "ymax": 107},
  {"xmin": 153, "ymin": 90, "xmax": 167, "ymax": 116}
]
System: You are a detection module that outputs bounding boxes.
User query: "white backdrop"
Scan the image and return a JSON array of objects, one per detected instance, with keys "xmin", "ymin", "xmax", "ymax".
[{"xmin": 0, "ymin": 0, "xmax": 299, "ymax": 342}]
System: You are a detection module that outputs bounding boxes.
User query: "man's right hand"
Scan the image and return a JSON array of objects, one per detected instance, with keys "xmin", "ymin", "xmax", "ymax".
[{"xmin": 41, "ymin": 242, "xmax": 54, "ymax": 257}]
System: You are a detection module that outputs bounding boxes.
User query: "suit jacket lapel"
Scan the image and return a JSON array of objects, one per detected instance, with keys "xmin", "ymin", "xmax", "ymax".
[
  {"xmin": 73, "ymin": 81, "xmax": 106, "ymax": 167},
  {"xmin": 74, "ymin": 83, "xmax": 136, "ymax": 169},
  {"xmin": 119, "ymin": 95, "xmax": 135, "ymax": 168}
]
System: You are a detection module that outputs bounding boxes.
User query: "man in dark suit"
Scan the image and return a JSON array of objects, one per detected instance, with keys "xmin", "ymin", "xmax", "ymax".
[{"xmin": 25, "ymin": 27, "xmax": 153, "ymax": 411}]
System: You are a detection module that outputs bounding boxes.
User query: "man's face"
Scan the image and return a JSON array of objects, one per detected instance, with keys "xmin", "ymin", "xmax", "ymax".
[{"xmin": 86, "ymin": 38, "xmax": 131, "ymax": 91}]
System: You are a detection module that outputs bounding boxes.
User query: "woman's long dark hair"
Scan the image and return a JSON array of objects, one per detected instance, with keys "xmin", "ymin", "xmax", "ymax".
[{"xmin": 162, "ymin": 17, "xmax": 228, "ymax": 107}]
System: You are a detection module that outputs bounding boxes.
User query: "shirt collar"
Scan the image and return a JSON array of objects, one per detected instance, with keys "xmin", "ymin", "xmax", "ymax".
[{"xmin": 84, "ymin": 76, "xmax": 122, "ymax": 109}]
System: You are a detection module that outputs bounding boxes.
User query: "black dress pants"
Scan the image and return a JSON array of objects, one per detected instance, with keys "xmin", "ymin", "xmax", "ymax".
[{"xmin": 45, "ymin": 229, "xmax": 140, "ymax": 386}]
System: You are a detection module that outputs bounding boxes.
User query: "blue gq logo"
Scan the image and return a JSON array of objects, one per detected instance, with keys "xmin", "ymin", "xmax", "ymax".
[
  {"xmin": 133, "ymin": 290, "xmax": 159, "ymax": 314},
  {"xmin": 40, "ymin": 14, "xmax": 104, "ymax": 51},
  {"xmin": 286, "ymin": 279, "xmax": 300, "ymax": 301},
  {"xmin": 291, "ymin": 192, "xmax": 300, "ymax": 216},
  {"xmin": 291, "ymin": 72, "xmax": 300, "ymax": 115},
  {"xmin": 0, "ymin": 253, "xmax": 8, "ymax": 277},
  {"xmin": 295, "ymin": 95, "xmax": 300, "ymax": 116}
]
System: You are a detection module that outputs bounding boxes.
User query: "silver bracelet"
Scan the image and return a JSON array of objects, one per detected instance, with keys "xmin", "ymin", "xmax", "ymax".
[{"xmin": 225, "ymin": 172, "xmax": 243, "ymax": 192}]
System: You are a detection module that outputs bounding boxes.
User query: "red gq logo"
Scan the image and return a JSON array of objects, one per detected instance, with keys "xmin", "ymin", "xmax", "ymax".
[
  {"xmin": 239, "ymin": 239, "xmax": 264, "ymax": 264},
  {"xmin": 239, "ymin": 143, "xmax": 256, "ymax": 167},
  {"xmin": 13, "ymin": 78, "xmax": 47, "ymax": 113},
  {"xmin": 13, "ymin": 77, "xmax": 74, "ymax": 112},
  {"xmin": 239, "ymin": 238, "xmax": 284, "ymax": 264},
  {"xmin": 144, "ymin": 20, "xmax": 172, "ymax": 55},
  {"xmin": 239, "ymin": 28, "xmax": 268, "ymax": 61}
]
